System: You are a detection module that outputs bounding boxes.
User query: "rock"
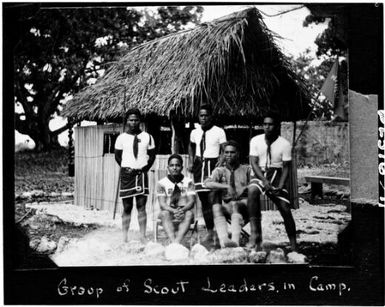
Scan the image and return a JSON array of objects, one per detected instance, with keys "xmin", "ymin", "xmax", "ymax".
[
  {"xmin": 36, "ymin": 236, "xmax": 57, "ymax": 254},
  {"xmin": 287, "ymin": 252, "xmax": 307, "ymax": 264},
  {"xmin": 62, "ymin": 192, "xmax": 74, "ymax": 197},
  {"xmin": 190, "ymin": 244, "xmax": 210, "ymax": 262},
  {"xmin": 121, "ymin": 240, "xmax": 145, "ymax": 253},
  {"xmin": 50, "ymin": 192, "xmax": 61, "ymax": 197},
  {"xmin": 39, "ymin": 201, "xmax": 49, "ymax": 205},
  {"xmin": 209, "ymin": 247, "xmax": 248, "ymax": 263},
  {"xmin": 56, "ymin": 236, "xmax": 70, "ymax": 253},
  {"xmin": 144, "ymin": 242, "xmax": 165, "ymax": 257},
  {"xmin": 29, "ymin": 238, "xmax": 41, "ymax": 250},
  {"xmin": 249, "ymin": 250, "xmax": 267, "ymax": 263},
  {"xmin": 266, "ymin": 248, "xmax": 286, "ymax": 264},
  {"xmin": 165, "ymin": 243, "xmax": 189, "ymax": 261}
]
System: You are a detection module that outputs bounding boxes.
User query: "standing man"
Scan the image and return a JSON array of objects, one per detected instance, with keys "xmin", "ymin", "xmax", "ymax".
[
  {"xmin": 157, "ymin": 154, "xmax": 196, "ymax": 244},
  {"xmin": 115, "ymin": 108, "xmax": 156, "ymax": 243},
  {"xmin": 247, "ymin": 111, "xmax": 297, "ymax": 251},
  {"xmin": 188, "ymin": 104, "xmax": 227, "ymax": 246},
  {"xmin": 204, "ymin": 141, "xmax": 251, "ymax": 248}
]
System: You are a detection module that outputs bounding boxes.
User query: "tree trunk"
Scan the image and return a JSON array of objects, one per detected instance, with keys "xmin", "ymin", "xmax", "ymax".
[{"xmin": 27, "ymin": 119, "xmax": 61, "ymax": 152}]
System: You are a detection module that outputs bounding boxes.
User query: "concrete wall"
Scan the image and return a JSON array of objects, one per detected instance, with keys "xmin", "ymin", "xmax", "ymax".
[
  {"xmin": 348, "ymin": 90, "xmax": 378, "ymax": 203},
  {"xmin": 281, "ymin": 121, "xmax": 349, "ymax": 167}
]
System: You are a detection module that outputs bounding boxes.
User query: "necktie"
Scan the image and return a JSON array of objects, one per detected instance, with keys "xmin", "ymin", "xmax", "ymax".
[
  {"xmin": 133, "ymin": 134, "xmax": 139, "ymax": 159},
  {"xmin": 230, "ymin": 168, "xmax": 236, "ymax": 190},
  {"xmin": 170, "ymin": 183, "xmax": 181, "ymax": 207},
  {"xmin": 200, "ymin": 130, "xmax": 206, "ymax": 158}
]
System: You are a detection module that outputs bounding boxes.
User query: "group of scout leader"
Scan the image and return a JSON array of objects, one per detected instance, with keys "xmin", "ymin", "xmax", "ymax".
[{"xmin": 114, "ymin": 105, "xmax": 297, "ymax": 252}]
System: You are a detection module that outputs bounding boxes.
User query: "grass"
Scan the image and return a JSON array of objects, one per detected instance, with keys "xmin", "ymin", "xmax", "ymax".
[{"xmin": 15, "ymin": 148, "xmax": 74, "ymax": 195}]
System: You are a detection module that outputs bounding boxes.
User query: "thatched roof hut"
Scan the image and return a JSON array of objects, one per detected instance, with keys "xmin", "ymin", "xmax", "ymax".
[{"xmin": 62, "ymin": 7, "xmax": 311, "ymax": 124}]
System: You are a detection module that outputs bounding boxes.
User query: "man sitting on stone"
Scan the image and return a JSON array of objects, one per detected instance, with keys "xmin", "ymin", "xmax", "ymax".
[
  {"xmin": 157, "ymin": 154, "xmax": 196, "ymax": 244},
  {"xmin": 204, "ymin": 141, "xmax": 251, "ymax": 248}
]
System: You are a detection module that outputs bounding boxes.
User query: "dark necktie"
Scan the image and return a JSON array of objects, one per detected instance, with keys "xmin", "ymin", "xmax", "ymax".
[
  {"xmin": 170, "ymin": 183, "xmax": 181, "ymax": 207},
  {"xmin": 230, "ymin": 168, "xmax": 236, "ymax": 190},
  {"xmin": 200, "ymin": 130, "xmax": 206, "ymax": 158},
  {"xmin": 133, "ymin": 134, "xmax": 139, "ymax": 159}
]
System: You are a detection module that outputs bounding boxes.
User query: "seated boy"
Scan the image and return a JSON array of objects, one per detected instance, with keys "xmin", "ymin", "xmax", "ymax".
[
  {"xmin": 157, "ymin": 154, "xmax": 196, "ymax": 244},
  {"xmin": 204, "ymin": 141, "xmax": 251, "ymax": 248}
]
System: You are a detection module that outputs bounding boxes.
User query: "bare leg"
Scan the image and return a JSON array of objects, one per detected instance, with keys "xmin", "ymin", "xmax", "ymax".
[
  {"xmin": 175, "ymin": 210, "xmax": 194, "ymax": 243},
  {"xmin": 122, "ymin": 198, "xmax": 134, "ymax": 242},
  {"xmin": 136, "ymin": 195, "xmax": 147, "ymax": 242},
  {"xmin": 198, "ymin": 192, "xmax": 215, "ymax": 240},
  {"xmin": 273, "ymin": 198, "xmax": 297, "ymax": 251},
  {"xmin": 213, "ymin": 203, "xmax": 237, "ymax": 248},
  {"xmin": 247, "ymin": 185, "xmax": 262, "ymax": 250},
  {"xmin": 160, "ymin": 210, "xmax": 176, "ymax": 242}
]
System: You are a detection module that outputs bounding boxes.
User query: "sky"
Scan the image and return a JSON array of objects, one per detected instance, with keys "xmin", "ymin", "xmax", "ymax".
[{"xmin": 15, "ymin": 4, "xmax": 328, "ymax": 149}]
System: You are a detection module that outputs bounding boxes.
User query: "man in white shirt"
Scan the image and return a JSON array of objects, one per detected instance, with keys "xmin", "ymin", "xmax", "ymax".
[
  {"xmin": 157, "ymin": 154, "xmax": 196, "ymax": 244},
  {"xmin": 247, "ymin": 112, "xmax": 297, "ymax": 251},
  {"xmin": 188, "ymin": 105, "xmax": 227, "ymax": 247},
  {"xmin": 115, "ymin": 109, "xmax": 156, "ymax": 243}
]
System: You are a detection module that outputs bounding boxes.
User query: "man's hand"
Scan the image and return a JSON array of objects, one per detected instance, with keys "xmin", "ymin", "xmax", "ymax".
[
  {"xmin": 263, "ymin": 179, "xmax": 273, "ymax": 192},
  {"xmin": 174, "ymin": 207, "xmax": 185, "ymax": 222}
]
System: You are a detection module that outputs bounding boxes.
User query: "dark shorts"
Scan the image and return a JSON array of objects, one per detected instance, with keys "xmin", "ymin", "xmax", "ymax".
[
  {"xmin": 120, "ymin": 168, "xmax": 149, "ymax": 199},
  {"xmin": 249, "ymin": 168, "xmax": 290, "ymax": 205},
  {"xmin": 192, "ymin": 157, "xmax": 218, "ymax": 192}
]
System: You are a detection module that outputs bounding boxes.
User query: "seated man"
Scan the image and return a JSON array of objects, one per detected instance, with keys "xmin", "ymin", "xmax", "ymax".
[
  {"xmin": 204, "ymin": 141, "xmax": 251, "ymax": 248},
  {"xmin": 157, "ymin": 154, "xmax": 196, "ymax": 244}
]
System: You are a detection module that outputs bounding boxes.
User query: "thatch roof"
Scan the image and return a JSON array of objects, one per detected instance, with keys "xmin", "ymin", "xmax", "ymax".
[{"xmin": 62, "ymin": 7, "xmax": 311, "ymax": 123}]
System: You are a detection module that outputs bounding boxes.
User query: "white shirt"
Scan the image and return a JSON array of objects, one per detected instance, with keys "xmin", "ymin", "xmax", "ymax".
[
  {"xmin": 114, "ymin": 132, "xmax": 155, "ymax": 168},
  {"xmin": 190, "ymin": 125, "xmax": 226, "ymax": 158},
  {"xmin": 157, "ymin": 176, "xmax": 195, "ymax": 207},
  {"xmin": 249, "ymin": 134, "xmax": 292, "ymax": 169}
]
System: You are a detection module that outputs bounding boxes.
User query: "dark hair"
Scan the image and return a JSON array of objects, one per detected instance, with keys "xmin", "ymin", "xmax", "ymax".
[
  {"xmin": 168, "ymin": 154, "xmax": 183, "ymax": 165},
  {"xmin": 199, "ymin": 104, "xmax": 213, "ymax": 114},
  {"xmin": 223, "ymin": 140, "xmax": 240, "ymax": 152},
  {"xmin": 264, "ymin": 110, "xmax": 281, "ymax": 124},
  {"xmin": 126, "ymin": 108, "xmax": 141, "ymax": 119}
]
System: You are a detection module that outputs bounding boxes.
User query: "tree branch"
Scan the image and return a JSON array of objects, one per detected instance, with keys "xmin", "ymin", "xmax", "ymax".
[{"xmin": 51, "ymin": 122, "xmax": 71, "ymax": 136}]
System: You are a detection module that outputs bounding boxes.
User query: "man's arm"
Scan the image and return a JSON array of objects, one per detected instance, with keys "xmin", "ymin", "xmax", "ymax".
[
  {"xmin": 250, "ymin": 155, "xmax": 272, "ymax": 191},
  {"xmin": 142, "ymin": 148, "xmax": 156, "ymax": 173},
  {"xmin": 158, "ymin": 195, "xmax": 177, "ymax": 213},
  {"xmin": 179, "ymin": 194, "xmax": 195, "ymax": 212},
  {"xmin": 187, "ymin": 142, "xmax": 196, "ymax": 172},
  {"xmin": 216, "ymin": 142, "xmax": 226, "ymax": 167},
  {"xmin": 114, "ymin": 149, "xmax": 122, "ymax": 166},
  {"xmin": 277, "ymin": 160, "xmax": 291, "ymax": 189}
]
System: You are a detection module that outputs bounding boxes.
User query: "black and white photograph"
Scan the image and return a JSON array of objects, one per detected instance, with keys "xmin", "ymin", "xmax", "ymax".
[{"xmin": 3, "ymin": 2, "xmax": 384, "ymax": 305}]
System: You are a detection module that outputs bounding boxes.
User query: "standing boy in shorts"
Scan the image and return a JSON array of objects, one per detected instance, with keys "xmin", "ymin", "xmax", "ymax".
[
  {"xmin": 188, "ymin": 105, "xmax": 227, "ymax": 246},
  {"xmin": 115, "ymin": 109, "xmax": 156, "ymax": 243}
]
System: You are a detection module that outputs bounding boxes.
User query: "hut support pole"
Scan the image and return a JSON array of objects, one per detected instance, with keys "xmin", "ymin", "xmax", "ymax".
[{"xmin": 170, "ymin": 115, "xmax": 185, "ymax": 154}]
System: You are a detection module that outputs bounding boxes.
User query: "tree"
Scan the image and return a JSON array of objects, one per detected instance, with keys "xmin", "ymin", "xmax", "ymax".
[
  {"xmin": 13, "ymin": 5, "xmax": 203, "ymax": 151},
  {"xmin": 289, "ymin": 49, "xmax": 336, "ymax": 120}
]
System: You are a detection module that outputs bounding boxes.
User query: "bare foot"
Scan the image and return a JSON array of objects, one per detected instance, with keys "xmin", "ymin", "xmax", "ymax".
[{"xmin": 222, "ymin": 239, "xmax": 238, "ymax": 248}]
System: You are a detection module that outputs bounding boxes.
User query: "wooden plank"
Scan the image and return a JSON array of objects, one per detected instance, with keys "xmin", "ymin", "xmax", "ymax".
[{"xmin": 305, "ymin": 176, "xmax": 350, "ymax": 185}]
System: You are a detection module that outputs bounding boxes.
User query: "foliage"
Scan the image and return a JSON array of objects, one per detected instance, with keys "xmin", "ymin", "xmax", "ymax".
[
  {"xmin": 289, "ymin": 49, "xmax": 336, "ymax": 119},
  {"xmin": 13, "ymin": 5, "xmax": 203, "ymax": 151},
  {"xmin": 303, "ymin": 14, "xmax": 346, "ymax": 58}
]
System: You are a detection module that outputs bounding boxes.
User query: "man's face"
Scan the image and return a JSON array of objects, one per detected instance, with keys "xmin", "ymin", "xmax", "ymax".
[
  {"xmin": 127, "ymin": 114, "xmax": 140, "ymax": 131},
  {"xmin": 224, "ymin": 145, "xmax": 239, "ymax": 165},
  {"xmin": 198, "ymin": 109, "xmax": 212, "ymax": 128},
  {"xmin": 168, "ymin": 158, "xmax": 183, "ymax": 176},
  {"xmin": 263, "ymin": 117, "xmax": 278, "ymax": 137}
]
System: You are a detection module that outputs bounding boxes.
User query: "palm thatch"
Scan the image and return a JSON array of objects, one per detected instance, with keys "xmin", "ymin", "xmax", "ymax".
[{"xmin": 62, "ymin": 7, "xmax": 311, "ymax": 123}]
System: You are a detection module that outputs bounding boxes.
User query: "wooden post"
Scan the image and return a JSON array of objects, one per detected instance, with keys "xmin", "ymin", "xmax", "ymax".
[
  {"xmin": 68, "ymin": 117, "xmax": 75, "ymax": 177},
  {"xmin": 170, "ymin": 114, "xmax": 185, "ymax": 154}
]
